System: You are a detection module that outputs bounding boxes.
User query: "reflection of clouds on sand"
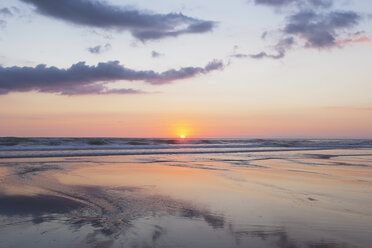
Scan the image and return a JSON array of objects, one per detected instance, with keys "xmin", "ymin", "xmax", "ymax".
[
  {"xmin": 163, "ymin": 162, "xmax": 230, "ymax": 171},
  {"xmin": 229, "ymin": 226, "xmax": 350, "ymax": 248},
  {"xmin": 0, "ymin": 176, "xmax": 355, "ymax": 248},
  {"xmin": 0, "ymin": 194, "xmax": 84, "ymax": 217},
  {"xmin": 0, "ymin": 179, "xmax": 227, "ymax": 247},
  {"xmin": 0, "ymin": 148, "xmax": 371, "ymax": 247}
]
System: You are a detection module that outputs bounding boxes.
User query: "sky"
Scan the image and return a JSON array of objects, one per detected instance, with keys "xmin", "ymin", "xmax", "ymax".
[{"xmin": 0, "ymin": 0, "xmax": 371, "ymax": 138}]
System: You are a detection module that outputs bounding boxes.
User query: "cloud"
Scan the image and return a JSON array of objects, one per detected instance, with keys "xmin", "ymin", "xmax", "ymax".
[
  {"xmin": 0, "ymin": 19, "xmax": 6, "ymax": 28},
  {"xmin": 336, "ymin": 31, "xmax": 372, "ymax": 45},
  {"xmin": 151, "ymin": 51, "xmax": 162, "ymax": 58},
  {"xmin": 337, "ymin": 36, "xmax": 371, "ymax": 45},
  {"xmin": 0, "ymin": 6, "xmax": 20, "ymax": 17},
  {"xmin": 254, "ymin": 0, "xmax": 333, "ymax": 8},
  {"xmin": 132, "ymin": 20, "xmax": 215, "ymax": 41},
  {"xmin": 233, "ymin": 51, "xmax": 284, "ymax": 59},
  {"xmin": 88, "ymin": 43, "xmax": 111, "ymax": 54},
  {"xmin": 0, "ymin": 7, "xmax": 21, "ymax": 29},
  {"xmin": 0, "ymin": 60, "xmax": 224, "ymax": 95},
  {"xmin": 243, "ymin": 0, "xmax": 366, "ymax": 59},
  {"xmin": 255, "ymin": 0, "xmax": 295, "ymax": 7},
  {"xmin": 284, "ymin": 10, "xmax": 361, "ymax": 48},
  {"xmin": 21, "ymin": 0, "xmax": 216, "ymax": 41},
  {"xmin": 0, "ymin": 8, "xmax": 13, "ymax": 28},
  {"xmin": 233, "ymin": 37, "xmax": 294, "ymax": 59},
  {"xmin": 0, "ymin": 8, "xmax": 13, "ymax": 17}
]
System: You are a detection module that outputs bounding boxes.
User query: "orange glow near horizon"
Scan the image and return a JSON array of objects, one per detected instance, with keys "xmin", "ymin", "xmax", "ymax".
[
  {"xmin": 0, "ymin": 105, "xmax": 371, "ymax": 138},
  {"xmin": 180, "ymin": 135, "xmax": 186, "ymax": 139}
]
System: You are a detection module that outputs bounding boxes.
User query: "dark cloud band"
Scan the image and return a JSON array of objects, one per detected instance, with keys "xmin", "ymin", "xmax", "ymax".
[
  {"xmin": 0, "ymin": 60, "xmax": 224, "ymax": 95},
  {"xmin": 21, "ymin": 0, "xmax": 216, "ymax": 41}
]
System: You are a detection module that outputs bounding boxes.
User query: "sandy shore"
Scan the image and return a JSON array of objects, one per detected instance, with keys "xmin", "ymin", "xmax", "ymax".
[{"xmin": 0, "ymin": 149, "xmax": 371, "ymax": 247}]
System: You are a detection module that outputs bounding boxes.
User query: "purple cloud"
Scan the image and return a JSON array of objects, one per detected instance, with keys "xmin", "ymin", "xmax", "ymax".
[
  {"xmin": 239, "ymin": 0, "xmax": 366, "ymax": 60},
  {"xmin": 21, "ymin": 0, "xmax": 216, "ymax": 41},
  {"xmin": 88, "ymin": 43, "xmax": 111, "ymax": 54},
  {"xmin": 284, "ymin": 10, "xmax": 360, "ymax": 48},
  {"xmin": 0, "ymin": 60, "xmax": 224, "ymax": 95}
]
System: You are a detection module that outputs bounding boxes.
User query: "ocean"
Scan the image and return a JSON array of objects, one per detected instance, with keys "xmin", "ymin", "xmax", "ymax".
[{"xmin": 1, "ymin": 137, "xmax": 372, "ymax": 158}]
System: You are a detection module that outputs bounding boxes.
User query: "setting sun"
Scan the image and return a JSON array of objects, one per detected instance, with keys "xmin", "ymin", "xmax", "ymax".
[{"xmin": 179, "ymin": 135, "xmax": 186, "ymax": 139}]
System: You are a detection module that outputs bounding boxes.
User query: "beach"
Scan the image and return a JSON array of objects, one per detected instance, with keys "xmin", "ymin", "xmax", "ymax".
[
  {"xmin": 2, "ymin": 0, "xmax": 372, "ymax": 246},
  {"xmin": 0, "ymin": 138, "xmax": 371, "ymax": 248}
]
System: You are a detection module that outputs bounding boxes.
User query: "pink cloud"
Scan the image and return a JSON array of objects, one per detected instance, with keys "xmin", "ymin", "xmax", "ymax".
[{"xmin": 337, "ymin": 35, "xmax": 372, "ymax": 45}]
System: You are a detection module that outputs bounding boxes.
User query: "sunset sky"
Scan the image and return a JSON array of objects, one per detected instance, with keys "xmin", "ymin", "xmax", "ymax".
[{"xmin": 0, "ymin": 0, "xmax": 371, "ymax": 138}]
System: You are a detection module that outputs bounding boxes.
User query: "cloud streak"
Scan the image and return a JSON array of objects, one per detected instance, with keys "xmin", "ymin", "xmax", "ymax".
[
  {"xmin": 254, "ymin": 0, "xmax": 333, "ymax": 8},
  {"xmin": 151, "ymin": 51, "xmax": 163, "ymax": 58},
  {"xmin": 88, "ymin": 43, "xmax": 111, "ymax": 54},
  {"xmin": 0, "ymin": 7, "xmax": 18, "ymax": 29},
  {"xmin": 233, "ymin": 37, "xmax": 294, "ymax": 60},
  {"xmin": 0, "ymin": 60, "xmax": 224, "ymax": 95},
  {"xmin": 336, "ymin": 31, "xmax": 372, "ymax": 45},
  {"xmin": 0, "ymin": 20, "xmax": 6, "ymax": 28},
  {"xmin": 0, "ymin": 8, "xmax": 13, "ymax": 17},
  {"xmin": 21, "ymin": 0, "xmax": 216, "ymax": 41}
]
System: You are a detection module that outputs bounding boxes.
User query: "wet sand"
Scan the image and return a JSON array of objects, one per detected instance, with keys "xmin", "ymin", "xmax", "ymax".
[{"xmin": 0, "ymin": 149, "xmax": 371, "ymax": 248}]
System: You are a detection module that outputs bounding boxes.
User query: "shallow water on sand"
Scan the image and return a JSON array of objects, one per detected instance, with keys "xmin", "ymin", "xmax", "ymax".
[{"xmin": 0, "ymin": 148, "xmax": 371, "ymax": 248}]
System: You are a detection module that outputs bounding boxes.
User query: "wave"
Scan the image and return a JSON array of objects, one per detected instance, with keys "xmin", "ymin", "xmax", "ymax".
[
  {"xmin": 0, "ymin": 147, "xmax": 332, "ymax": 159},
  {"xmin": 1, "ymin": 137, "xmax": 371, "ymax": 148},
  {"xmin": 0, "ymin": 138, "xmax": 371, "ymax": 159}
]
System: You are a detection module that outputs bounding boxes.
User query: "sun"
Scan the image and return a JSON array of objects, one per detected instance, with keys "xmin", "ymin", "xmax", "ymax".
[{"xmin": 179, "ymin": 135, "xmax": 186, "ymax": 139}]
